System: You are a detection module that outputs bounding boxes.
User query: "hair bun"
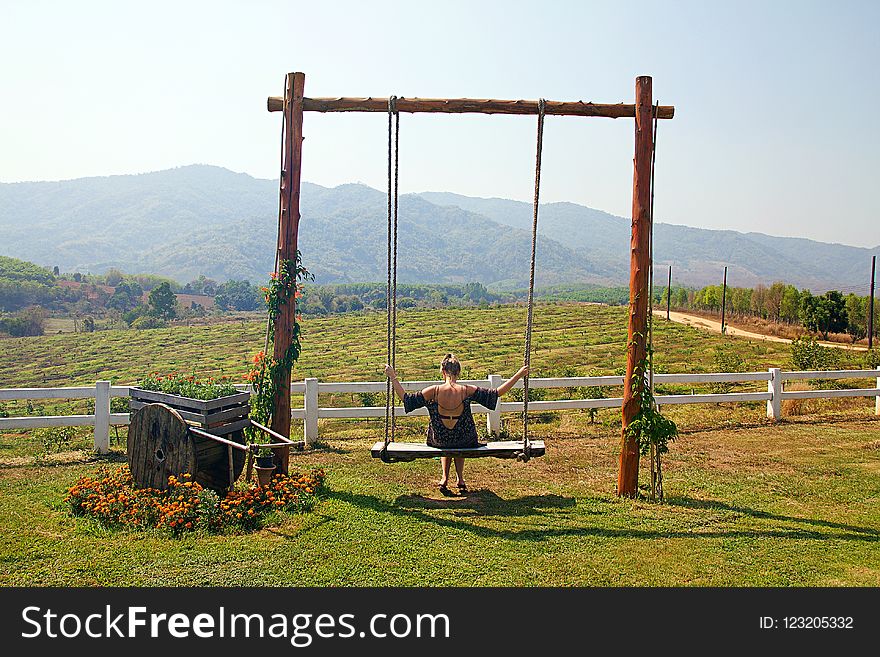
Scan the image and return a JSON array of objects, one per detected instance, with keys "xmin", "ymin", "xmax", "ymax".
[{"xmin": 445, "ymin": 353, "xmax": 453, "ymax": 359}]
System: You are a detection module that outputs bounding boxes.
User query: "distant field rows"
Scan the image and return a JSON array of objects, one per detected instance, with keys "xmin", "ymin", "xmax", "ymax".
[{"xmin": 0, "ymin": 304, "xmax": 802, "ymax": 390}]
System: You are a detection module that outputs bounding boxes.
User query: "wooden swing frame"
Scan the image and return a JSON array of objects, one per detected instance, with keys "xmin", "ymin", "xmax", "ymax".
[{"xmin": 266, "ymin": 73, "xmax": 673, "ymax": 495}]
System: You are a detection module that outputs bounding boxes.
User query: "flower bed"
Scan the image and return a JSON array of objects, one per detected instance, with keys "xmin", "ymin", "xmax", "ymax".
[
  {"xmin": 137, "ymin": 372, "xmax": 238, "ymax": 401},
  {"xmin": 67, "ymin": 465, "xmax": 325, "ymax": 534}
]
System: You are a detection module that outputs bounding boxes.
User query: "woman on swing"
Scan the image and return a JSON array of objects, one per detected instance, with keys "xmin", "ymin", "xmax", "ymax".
[{"xmin": 384, "ymin": 354, "xmax": 529, "ymax": 495}]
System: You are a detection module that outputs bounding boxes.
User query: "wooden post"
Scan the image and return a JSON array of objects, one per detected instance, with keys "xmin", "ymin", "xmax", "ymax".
[
  {"xmin": 618, "ymin": 76, "xmax": 653, "ymax": 497},
  {"xmin": 720, "ymin": 266, "xmax": 728, "ymax": 334},
  {"xmin": 271, "ymin": 71, "xmax": 305, "ymax": 475},
  {"xmin": 666, "ymin": 265, "xmax": 672, "ymax": 320}
]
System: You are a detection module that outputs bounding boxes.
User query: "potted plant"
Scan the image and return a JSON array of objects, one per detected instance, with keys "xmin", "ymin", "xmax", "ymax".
[
  {"xmin": 255, "ymin": 446, "xmax": 275, "ymax": 469},
  {"xmin": 253, "ymin": 446, "xmax": 277, "ymax": 487}
]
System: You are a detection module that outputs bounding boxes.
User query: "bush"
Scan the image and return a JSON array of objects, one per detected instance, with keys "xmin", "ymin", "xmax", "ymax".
[
  {"xmin": 790, "ymin": 336, "xmax": 840, "ymax": 371},
  {"xmin": 509, "ymin": 386, "xmax": 546, "ymax": 402},
  {"xmin": 131, "ymin": 315, "xmax": 168, "ymax": 330},
  {"xmin": 356, "ymin": 392, "xmax": 383, "ymax": 407},
  {"xmin": 864, "ymin": 349, "xmax": 880, "ymax": 370},
  {"xmin": 0, "ymin": 306, "xmax": 46, "ymax": 336},
  {"xmin": 711, "ymin": 345, "xmax": 746, "ymax": 393},
  {"xmin": 33, "ymin": 426, "xmax": 78, "ymax": 453}
]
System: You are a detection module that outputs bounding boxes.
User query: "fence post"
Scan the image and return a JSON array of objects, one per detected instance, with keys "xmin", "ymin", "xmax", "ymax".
[
  {"xmin": 767, "ymin": 368, "xmax": 781, "ymax": 421},
  {"xmin": 487, "ymin": 374, "xmax": 502, "ymax": 436},
  {"xmin": 94, "ymin": 380, "xmax": 111, "ymax": 454},
  {"xmin": 304, "ymin": 377, "xmax": 319, "ymax": 445},
  {"xmin": 875, "ymin": 367, "xmax": 879, "ymax": 417}
]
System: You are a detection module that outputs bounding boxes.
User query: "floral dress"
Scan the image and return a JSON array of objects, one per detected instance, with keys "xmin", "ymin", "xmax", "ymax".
[{"xmin": 403, "ymin": 386, "xmax": 499, "ymax": 448}]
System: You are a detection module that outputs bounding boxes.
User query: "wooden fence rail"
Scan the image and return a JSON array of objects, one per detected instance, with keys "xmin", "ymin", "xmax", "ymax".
[{"xmin": 1, "ymin": 369, "xmax": 878, "ymax": 452}]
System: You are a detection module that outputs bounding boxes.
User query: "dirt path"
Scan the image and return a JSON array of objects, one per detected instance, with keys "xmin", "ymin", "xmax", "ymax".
[{"xmin": 654, "ymin": 310, "xmax": 868, "ymax": 352}]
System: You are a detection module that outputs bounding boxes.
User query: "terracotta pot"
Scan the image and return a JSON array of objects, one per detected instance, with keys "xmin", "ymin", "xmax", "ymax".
[{"xmin": 255, "ymin": 465, "xmax": 276, "ymax": 487}]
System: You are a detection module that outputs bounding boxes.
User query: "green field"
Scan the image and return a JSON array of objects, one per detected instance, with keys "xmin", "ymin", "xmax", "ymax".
[{"xmin": 1, "ymin": 304, "xmax": 878, "ymax": 586}]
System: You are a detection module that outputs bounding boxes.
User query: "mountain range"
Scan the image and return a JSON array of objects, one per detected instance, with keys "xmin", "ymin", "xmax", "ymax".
[{"xmin": 1, "ymin": 165, "xmax": 876, "ymax": 291}]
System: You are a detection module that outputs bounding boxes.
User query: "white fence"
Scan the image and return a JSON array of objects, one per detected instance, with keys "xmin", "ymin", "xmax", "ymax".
[{"xmin": 1, "ymin": 368, "xmax": 878, "ymax": 453}]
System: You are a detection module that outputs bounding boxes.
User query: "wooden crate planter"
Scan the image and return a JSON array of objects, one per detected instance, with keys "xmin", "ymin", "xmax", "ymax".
[
  {"xmin": 129, "ymin": 387, "xmax": 251, "ymax": 434},
  {"xmin": 128, "ymin": 388, "xmax": 251, "ymax": 493}
]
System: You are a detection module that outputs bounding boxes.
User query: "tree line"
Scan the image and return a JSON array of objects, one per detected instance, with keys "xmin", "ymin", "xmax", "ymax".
[{"xmin": 662, "ymin": 282, "xmax": 878, "ymax": 342}]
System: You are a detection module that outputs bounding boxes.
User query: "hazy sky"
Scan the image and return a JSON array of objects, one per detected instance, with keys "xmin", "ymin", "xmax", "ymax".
[{"xmin": 2, "ymin": 0, "xmax": 878, "ymax": 248}]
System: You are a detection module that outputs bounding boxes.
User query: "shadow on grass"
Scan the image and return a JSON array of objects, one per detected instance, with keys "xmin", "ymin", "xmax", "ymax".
[
  {"xmin": 323, "ymin": 489, "xmax": 880, "ymax": 543},
  {"xmin": 395, "ymin": 489, "xmax": 577, "ymax": 517},
  {"xmin": 666, "ymin": 495, "xmax": 880, "ymax": 538},
  {"xmin": 0, "ymin": 451, "xmax": 127, "ymax": 470},
  {"xmin": 305, "ymin": 441, "xmax": 351, "ymax": 455}
]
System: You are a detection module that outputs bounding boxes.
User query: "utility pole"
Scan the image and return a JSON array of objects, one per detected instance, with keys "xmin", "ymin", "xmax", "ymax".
[
  {"xmin": 870, "ymin": 255, "xmax": 876, "ymax": 350},
  {"xmin": 666, "ymin": 265, "xmax": 672, "ymax": 320},
  {"xmin": 720, "ymin": 266, "xmax": 728, "ymax": 334}
]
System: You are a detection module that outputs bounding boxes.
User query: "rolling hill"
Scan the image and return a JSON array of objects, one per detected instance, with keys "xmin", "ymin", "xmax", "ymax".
[{"xmin": 1, "ymin": 165, "xmax": 876, "ymax": 290}]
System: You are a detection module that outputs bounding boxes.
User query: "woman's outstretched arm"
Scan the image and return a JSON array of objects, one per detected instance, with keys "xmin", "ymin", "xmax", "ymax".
[
  {"xmin": 496, "ymin": 365, "xmax": 529, "ymax": 396},
  {"xmin": 384, "ymin": 364, "xmax": 407, "ymax": 401}
]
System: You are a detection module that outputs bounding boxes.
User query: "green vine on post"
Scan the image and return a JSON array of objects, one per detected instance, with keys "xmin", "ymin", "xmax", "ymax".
[
  {"xmin": 246, "ymin": 252, "xmax": 313, "ymax": 443},
  {"xmin": 625, "ymin": 331, "xmax": 678, "ymax": 502}
]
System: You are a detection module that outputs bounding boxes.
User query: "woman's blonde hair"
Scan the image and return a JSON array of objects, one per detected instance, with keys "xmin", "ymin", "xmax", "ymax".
[{"xmin": 440, "ymin": 353, "xmax": 461, "ymax": 378}]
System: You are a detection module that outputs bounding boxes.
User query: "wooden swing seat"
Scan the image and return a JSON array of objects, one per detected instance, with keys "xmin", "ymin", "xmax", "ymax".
[{"xmin": 370, "ymin": 440, "xmax": 545, "ymax": 462}]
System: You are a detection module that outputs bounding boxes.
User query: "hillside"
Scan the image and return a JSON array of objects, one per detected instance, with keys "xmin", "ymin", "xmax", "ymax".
[
  {"xmin": 418, "ymin": 192, "xmax": 880, "ymax": 290},
  {"xmin": 1, "ymin": 165, "xmax": 876, "ymax": 289}
]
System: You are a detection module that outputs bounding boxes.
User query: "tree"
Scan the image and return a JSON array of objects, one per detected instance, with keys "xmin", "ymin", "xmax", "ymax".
[
  {"xmin": 104, "ymin": 268, "xmax": 125, "ymax": 287},
  {"xmin": 148, "ymin": 282, "xmax": 177, "ymax": 319},
  {"xmin": 815, "ymin": 290, "xmax": 847, "ymax": 338},
  {"xmin": 799, "ymin": 290, "xmax": 818, "ymax": 331},
  {"xmin": 183, "ymin": 275, "xmax": 219, "ymax": 296},
  {"xmin": 780, "ymin": 285, "xmax": 801, "ymax": 324},
  {"xmin": 107, "ymin": 279, "xmax": 143, "ymax": 312},
  {"xmin": 673, "ymin": 288, "xmax": 688, "ymax": 308},
  {"xmin": 765, "ymin": 282, "xmax": 785, "ymax": 322},
  {"xmin": 215, "ymin": 280, "xmax": 260, "ymax": 311},
  {"xmin": 750, "ymin": 283, "xmax": 767, "ymax": 318},
  {"xmin": 844, "ymin": 293, "xmax": 867, "ymax": 343},
  {"xmin": 0, "ymin": 306, "xmax": 46, "ymax": 337}
]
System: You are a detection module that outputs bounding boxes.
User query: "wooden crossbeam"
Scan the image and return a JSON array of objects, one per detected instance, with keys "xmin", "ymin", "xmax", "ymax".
[{"xmin": 267, "ymin": 96, "xmax": 674, "ymax": 119}]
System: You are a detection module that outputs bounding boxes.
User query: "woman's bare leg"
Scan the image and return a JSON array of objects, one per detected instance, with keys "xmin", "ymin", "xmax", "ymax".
[
  {"xmin": 439, "ymin": 457, "xmax": 451, "ymax": 486},
  {"xmin": 454, "ymin": 457, "xmax": 466, "ymax": 487}
]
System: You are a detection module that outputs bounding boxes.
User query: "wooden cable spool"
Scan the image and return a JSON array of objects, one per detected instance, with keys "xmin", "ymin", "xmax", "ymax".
[{"xmin": 127, "ymin": 403, "xmax": 246, "ymax": 493}]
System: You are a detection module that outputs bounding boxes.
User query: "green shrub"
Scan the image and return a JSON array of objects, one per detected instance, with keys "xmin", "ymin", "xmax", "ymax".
[
  {"xmin": 131, "ymin": 316, "xmax": 168, "ymax": 330},
  {"xmin": 509, "ymin": 386, "xmax": 546, "ymax": 402},
  {"xmin": 34, "ymin": 426, "xmax": 78, "ymax": 453},
  {"xmin": 357, "ymin": 392, "xmax": 383, "ymax": 407},
  {"xmin": 790, "ymin": 336, "xmax": 840, "ymax": 371},
  {"xmin": 712, "ymin": 345, "xmax": 746, "ymax": 393}
]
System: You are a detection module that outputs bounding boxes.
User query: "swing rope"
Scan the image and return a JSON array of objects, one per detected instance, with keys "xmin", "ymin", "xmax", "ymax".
[
  {"xmin": 262, "ymin": 74, "xmax": 292, "ymax": 430},
  {"xmin": 648, "ymin": 100, "xmax": 662, "ymax": 499},
  {"xmin": 521, "ymin": 98, "xmax": 546, "ymax": 462},
  {"xmin": 382, "ymin": 96, "xmax": 400, "ymax": 460}
]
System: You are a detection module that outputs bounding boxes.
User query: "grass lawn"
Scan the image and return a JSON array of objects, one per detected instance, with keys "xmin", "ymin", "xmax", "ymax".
[
  {"xmin": 1, "ymin": 411, "xmax": 878, "ymax": 586},
  {"xmin": 1, "ymin": 304, "xmax": 878, "ymax": 586}
]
